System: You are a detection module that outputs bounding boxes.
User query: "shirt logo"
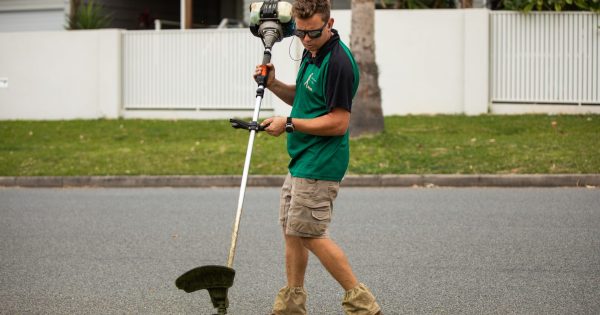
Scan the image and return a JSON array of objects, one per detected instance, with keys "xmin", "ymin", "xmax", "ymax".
[{"xmin": 303, "ymin": 72, "xmax": 316, "ymax": 92}]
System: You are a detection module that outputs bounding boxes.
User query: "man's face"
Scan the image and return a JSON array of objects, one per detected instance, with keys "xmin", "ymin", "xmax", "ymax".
[{"xmin": 294, "ymin": 14, "xmax": 332, "ymax": 55}]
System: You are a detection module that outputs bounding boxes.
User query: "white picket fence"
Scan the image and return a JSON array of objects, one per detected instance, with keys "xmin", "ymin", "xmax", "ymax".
[
  {"xmin": 490, "ymin": 12, "xmax": 600, "ymax": 105},
  {"xmin": 122, "ymin": 28, "xmax": 274, "ymax": 111}
]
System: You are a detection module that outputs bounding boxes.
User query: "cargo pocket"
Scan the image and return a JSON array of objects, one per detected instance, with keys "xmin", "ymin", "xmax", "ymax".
[
  {"xmin": 310, "ymin": 201, "xmax": 331, "ymax": 221},
  {"xmin": 289, "ymin": 198, "xmax": 331, "ymax": 237}
]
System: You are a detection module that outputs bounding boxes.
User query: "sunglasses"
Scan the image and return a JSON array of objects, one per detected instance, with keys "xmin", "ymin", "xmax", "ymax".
[{"xmin": 293, "ymin": 21, "xmax": 328, "ymax": 39}]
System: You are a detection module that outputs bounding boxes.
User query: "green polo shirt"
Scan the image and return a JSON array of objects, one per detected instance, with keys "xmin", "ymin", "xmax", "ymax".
[{"xmin": 287, "ymin": 30, "xmax": 359, "ymax": 182}]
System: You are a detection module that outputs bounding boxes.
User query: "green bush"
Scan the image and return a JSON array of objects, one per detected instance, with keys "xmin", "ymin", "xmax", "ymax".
[
  {"xmin": 502, "ymin": 0, "xmax": 600, "ymax": 12},
  {"xmin": 66, "ymin": 0, "xmax": 112, "ymax": 30},
  {"xmin": 377, "ymin": 0, "xmax": 456, "ymax": 9}
]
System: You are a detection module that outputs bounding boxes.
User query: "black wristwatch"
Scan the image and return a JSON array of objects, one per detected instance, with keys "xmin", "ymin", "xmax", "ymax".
[{"xmin": 285, "ymin": 117, "xmax": 295, "ymax": 133}]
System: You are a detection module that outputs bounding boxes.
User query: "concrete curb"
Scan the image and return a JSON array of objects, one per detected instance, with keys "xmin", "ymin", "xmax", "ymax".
[{"xmin": 1, "ymin": 175, "xmax": 599, "ymax": 188}]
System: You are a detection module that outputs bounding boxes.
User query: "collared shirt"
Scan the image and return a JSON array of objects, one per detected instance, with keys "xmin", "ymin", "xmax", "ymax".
[{"xmin": 287, "ymin": 29, "xmax": 360, "ymax": 182}]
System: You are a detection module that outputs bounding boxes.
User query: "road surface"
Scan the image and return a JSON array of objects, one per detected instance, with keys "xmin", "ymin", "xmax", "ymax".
[{"xmin": 1, "ymin": 187, "xmax": 599, "ymax": 314}]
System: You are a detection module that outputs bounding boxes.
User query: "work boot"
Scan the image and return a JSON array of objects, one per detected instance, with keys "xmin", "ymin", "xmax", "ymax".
[
  {"xmin": 342, "ymin": 283, "xmax": 381, "ymax": 315},
  {"xmin": 271, "ymin": 286, "xmax": 307, "ymax": 315}
]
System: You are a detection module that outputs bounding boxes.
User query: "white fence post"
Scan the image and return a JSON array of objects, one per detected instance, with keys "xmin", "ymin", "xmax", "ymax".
[
  {"xmin": 463, "ymin": 9, "xmax": 490, "ymax": 115},
  {"xmin": 97, "ymin": 30, "xmax": 122, "ymax": 119}
]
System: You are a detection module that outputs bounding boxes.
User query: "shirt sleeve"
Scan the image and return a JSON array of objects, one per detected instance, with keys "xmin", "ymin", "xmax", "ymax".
[{"xmin": 324, "ymin": 46, "xmax": 356, "ymax": 113}]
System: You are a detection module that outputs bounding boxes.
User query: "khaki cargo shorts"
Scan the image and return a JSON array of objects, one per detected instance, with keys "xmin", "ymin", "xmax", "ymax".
[{"xmin": 279, "ymin": 173, "xmax": 340, "ymax": 238}]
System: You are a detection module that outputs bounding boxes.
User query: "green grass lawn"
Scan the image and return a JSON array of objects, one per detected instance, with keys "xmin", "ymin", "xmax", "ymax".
[{"xmin": 0, "ymin": 115, "xmax": 598, "ymax": 176}]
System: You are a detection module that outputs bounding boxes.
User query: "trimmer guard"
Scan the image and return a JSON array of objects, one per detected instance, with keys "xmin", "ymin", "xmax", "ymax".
[{"xmin": 176, "ymin": 265, "xmax": 235, "ymax": 311}]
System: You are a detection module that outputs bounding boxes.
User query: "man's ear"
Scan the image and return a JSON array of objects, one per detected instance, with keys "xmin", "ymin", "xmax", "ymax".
[{"xmin": 328, "ymin": 18, "xmax": 334, "ymax": 29}]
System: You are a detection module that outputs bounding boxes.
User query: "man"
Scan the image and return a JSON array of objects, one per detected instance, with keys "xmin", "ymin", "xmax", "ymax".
[{"xmin": 255, "ymin": 1, "xmax": 381, "ymax": 314}]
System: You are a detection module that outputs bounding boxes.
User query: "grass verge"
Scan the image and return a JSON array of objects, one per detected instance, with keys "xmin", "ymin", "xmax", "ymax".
[{"xmin": 0, "ymin": 115, "xmax": 598, "ymax": 176}]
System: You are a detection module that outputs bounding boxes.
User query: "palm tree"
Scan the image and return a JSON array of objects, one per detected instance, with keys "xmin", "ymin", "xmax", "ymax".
[
  {"xmin": 68, "ymin": 0, "xmax": 81, "ymax": 29},
  {"xmin": 350, "ymin": 0, "xmax": 384, "ymax": 137}
]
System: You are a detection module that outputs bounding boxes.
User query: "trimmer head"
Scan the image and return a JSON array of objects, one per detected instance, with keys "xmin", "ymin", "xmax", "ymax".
[{"xmin": 176, "ymin": 265, "xmax": 235, "ymax": 314}]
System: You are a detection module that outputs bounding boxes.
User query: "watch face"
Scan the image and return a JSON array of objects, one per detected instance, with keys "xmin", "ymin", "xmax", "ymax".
[{"xmin": 285, "ymin": 124, "xmax": 294, "ymax": 133}]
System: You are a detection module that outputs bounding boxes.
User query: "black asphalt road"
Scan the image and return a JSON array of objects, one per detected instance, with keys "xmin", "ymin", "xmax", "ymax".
[{"xmin": 1, "ymin": 187, "xmax": 599, "ymax": 314}]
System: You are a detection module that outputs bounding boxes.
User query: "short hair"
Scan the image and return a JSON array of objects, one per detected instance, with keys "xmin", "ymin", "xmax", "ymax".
[{"xmin": 292, "ymin": 0, "xmax": 330, "ymax": 22}]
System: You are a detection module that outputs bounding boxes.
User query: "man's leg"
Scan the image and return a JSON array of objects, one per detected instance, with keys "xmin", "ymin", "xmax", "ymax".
[
  {"xmin": 272, "ymin": 234, "xmax": 309, "ymax": 315},
  {"xmin": 272, "ymin": 174, "xmax": 309, "ymax": 315},
  {"xmin": 301, "ymin": 237, "xmax": 357, "ymax": 291},
  {"xmin": 285, "ymin": 233, "xmax": 309, "ymax": 287},
  {"xmin": 302, "ymin": 237, "xmax": 381, "ymax": 315}
]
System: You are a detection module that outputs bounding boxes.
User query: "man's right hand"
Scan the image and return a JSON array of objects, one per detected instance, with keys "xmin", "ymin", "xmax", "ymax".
[{"xmin": 253, "ymin": 63, "xmax": 275, "ymax": 88}]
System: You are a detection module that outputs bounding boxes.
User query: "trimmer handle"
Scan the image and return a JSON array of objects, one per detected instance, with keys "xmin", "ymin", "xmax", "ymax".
[
  {"xmin": 230, "ymin": 118, "xmax": 269, "ymax": 132},
  {"xmin": 255, "ymin": 64, "xmax": 269, "ymax": 87}
]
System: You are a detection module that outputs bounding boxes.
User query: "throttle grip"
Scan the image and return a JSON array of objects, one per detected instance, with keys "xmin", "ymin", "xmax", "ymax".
[{"xmin": 230, "ymin": 118, "xmax": 268, "ymax": 132}]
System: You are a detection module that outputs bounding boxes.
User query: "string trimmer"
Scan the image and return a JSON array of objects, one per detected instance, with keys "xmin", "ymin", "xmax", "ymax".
[{"xmin": 175, "ymin": 1, "xmax": 295, "ymax": 314}]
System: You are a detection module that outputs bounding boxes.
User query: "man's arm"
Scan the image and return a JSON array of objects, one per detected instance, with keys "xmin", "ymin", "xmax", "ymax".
[
  {"xmin": 261, "ymin": 107, "xmax": 350, "ymax": 137},
  {"xmin": 268, "ymin": 79, "xmax": 296, "ymax": 106}
]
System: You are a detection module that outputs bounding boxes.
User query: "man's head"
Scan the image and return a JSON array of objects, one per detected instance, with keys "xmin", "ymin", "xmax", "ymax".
[{"xmin": 292, "ymin": 0, "xmax": 334, "ymax": 55}]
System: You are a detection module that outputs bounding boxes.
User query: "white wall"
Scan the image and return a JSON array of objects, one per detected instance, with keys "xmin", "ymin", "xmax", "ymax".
[
  {"xmin": 264, "ymin": 9, "xmax": 489, "ymax": 117},
  {"xmin": 0, "ymin": 29, "xmax": 121, "ymax": 120},
  {"xmin": 332, "ymin": 9, "xmax": 488, "ymax": 116}
]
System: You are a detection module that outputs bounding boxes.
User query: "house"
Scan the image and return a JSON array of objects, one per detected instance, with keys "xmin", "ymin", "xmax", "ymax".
[
  {"xmin": 0, "ymin": 0, "xmax": 353, "ymax": 32},
  {"xmin": 0, "ymin": 0, "xmax": 66, "ymax": 32}
]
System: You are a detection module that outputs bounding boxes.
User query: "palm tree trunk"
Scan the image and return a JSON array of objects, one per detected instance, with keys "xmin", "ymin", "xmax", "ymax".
[
  {"xmin": 68, "ymin": 0, "xmax": 81, "ymax": 30},
  {"xmin": 350, "ymin": 0, "xmax": 384, "ymax": 138}
]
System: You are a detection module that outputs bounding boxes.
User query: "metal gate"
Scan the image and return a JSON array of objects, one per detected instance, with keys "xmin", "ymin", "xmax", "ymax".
[{"xmin": 491, "ymin": 12, "xmax": 599, "ymax": 105}]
